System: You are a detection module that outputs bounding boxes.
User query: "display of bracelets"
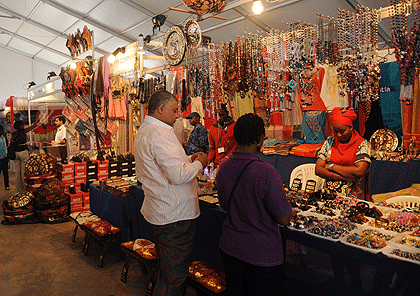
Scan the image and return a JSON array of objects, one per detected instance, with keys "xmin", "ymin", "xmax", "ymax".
[
  {"xmin": 341, "ymin": 205, "xmax": 368, "ymax": 224},
  {"xmin": 391, "ymin": 248, "xmax": 420, "ymax": 262},
  {"xmin": 408, "ymin": 230, "xmax": 420, "ymax": 237},
  {"xmin": 374, "ymin": 201, "xmax": 403, "ymax": 210},
  {"xmin": 399, "ymin": 236, "xmax": 420, "ymax": 248},
  {"xmin": 308, "ymin": 218, "xmax": 357, "ymax": 239},
  {"xmin": 346, "ymin": 228, "xmax": 395, "ymax": 250},
  {"xmin": 329, "ymin": 196, "xmax": 357, "ymax": 211},
  {"xmin": 311, "ymin": 204, "xmax": 337, "ymax": 216},
  {"xmin": 369, "ymin": 212, "xmax": 420, "ymax": 233},
  {"xmin": 289, "ymin": 214, "xmax": 322, "ymax": 230}
]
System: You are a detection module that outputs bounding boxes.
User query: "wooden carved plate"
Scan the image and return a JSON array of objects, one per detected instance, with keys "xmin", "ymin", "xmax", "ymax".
[
  {"xmin": 185, "ymin": 19, "xmax": 202, "ymax": 48},
  {"xmin": 370, "ymin": 129, "xmax": 399, "ymax": 152},
  {"xmin": 163, "ymin": 26, "xmax": 186, "ymax": 66}
]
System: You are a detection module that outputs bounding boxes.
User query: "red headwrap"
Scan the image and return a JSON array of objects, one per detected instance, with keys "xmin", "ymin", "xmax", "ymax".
[{"xmin": 330, "ymin": 107, "xmax": 357, "ymax": 127}]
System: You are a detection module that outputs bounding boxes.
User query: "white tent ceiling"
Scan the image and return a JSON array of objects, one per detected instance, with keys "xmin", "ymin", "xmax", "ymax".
[{"xmin": 0, "ymin": 0, "xmax": 393, "ymax": 70}]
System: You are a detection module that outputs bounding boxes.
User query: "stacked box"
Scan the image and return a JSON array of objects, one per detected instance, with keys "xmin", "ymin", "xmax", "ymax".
[
  {"xmin": 128, "ymin": 159, "xmax": 136, "ymax": 177},
  {"xmin": 69, "ymin": 191, "xmax": 83, "ymax": 213},
  {"xmin": 86, "ymin": 162, "xmax": 98, "ymax": 185},
  {"xmin": 108, "ymin": 159, "xmax": 120, "ymax": 178},
  {"xmin": 119, "ymin": 159, "xmax": 130, "ymax": 178},
  {"xmin": 74, "ymin": 161, "xmax": 87, "ymax": 190},
  {"xmin": 82, "ymin": 192, "xmax": 90, "ymax": 211},
  {"xmin": 57, "ymin": 163, "xmax": 75, "ymax": 189},
  {"xmin": 96, "ymin": 160, "xmax": 109, "ymax": 181}
]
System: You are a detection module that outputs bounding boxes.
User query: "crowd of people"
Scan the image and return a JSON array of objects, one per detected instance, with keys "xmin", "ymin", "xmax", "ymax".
[{"xmin": 0, "ymin": 111, "xmax": 65, "ymax": 192}]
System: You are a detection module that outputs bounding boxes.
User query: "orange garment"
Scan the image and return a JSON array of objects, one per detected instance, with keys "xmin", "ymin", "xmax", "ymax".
[
  {"xmin": 208, "ymin": 121, "xmax": 238, "ymax": 167},
  {"xmin": 299, "ymin": 67, "xmax": 327, "ymax": 111}
]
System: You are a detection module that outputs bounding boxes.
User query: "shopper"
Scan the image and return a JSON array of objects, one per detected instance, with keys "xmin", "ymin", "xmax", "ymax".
[
  {"xmin": 0, "ymin": 125, "xmax": 9, "ymax": 190},
  {"xmin": 315, "ymin": 106, "xmax": 371, "ymax": 293},
  {"xmin": 12, "ymin": 113, "xmax": 39, "ymax": 193},
  {"xmin": 183, "ymin": 112, "xmax": 209, "ymax": 156},
  {"xmin": 208, "ymin": 104, "xmax": 237, "ymax": 167},
  {"xmin": 216, "ymin": 113, "xmax": 292, "ymax": 296},
  {"xmin": 52, "ymin": 115, "xmax": 67, "ymax": 146},
  {"xmin": 134, "ymin": 90, "xmax": 208, "ymax": 296}
]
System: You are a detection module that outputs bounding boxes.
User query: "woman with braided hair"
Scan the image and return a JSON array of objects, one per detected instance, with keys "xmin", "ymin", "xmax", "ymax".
[{"xmin": 216, "ymin": 113, "xmax": 292, "ymax": 296}]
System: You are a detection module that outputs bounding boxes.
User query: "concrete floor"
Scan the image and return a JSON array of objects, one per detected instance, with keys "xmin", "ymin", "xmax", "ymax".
[{"xmin": 0, "ymin": 171, "xmax": 383, "ymax": 296}]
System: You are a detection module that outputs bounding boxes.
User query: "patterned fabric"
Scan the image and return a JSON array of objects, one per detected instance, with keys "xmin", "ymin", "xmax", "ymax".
[
  {"xmin": 184, "ymin": 123, "xmax": 209, "ymax": 155},
  {"xmin": 0, "ymin": 135, "xmax": 7, "ymax": 159},
  {"xmin": 301, "ymin": 111, "xmax": 326, "ymax": 143},
  {"xmin": 318, "ymin": 136, "xmax": 371, "ymax": 199}
]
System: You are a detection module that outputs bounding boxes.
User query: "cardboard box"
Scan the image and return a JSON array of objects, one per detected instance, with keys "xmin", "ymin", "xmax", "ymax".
[
  {"xmin": 75, "ymin": 171, "xmax": 87, "ymax": 178},
  {"xmin": 82, "ymin": 204, "xmax": 90, "ymax": 211},
  {"xmin": 95, "ymin": 159, "xmax": 109, "ymax": 169},
  {"xmin": 83, "ymin": 192, "xmax": 90, "ymax": 204},
  {"xmin": 87, "ymin": 162, "xmax": 98, "ymax": 172},
  {"xmin": 71, "ymin": 201, "xmax": 83, "ymax": 213},
  {"xmin": 98, "ymin": 168, "xmax": 108, "ymax": 176},
  {"xmin": 57, "ymin": 163, "xmax": 75, "ymax": 173},
  {"xmin": 69, "ymin": 192, "xmax": 83, "ymax": 204},
  {"xmin": 98, "ymin": 175, "xmax": 107, "ymax": 181},
  {"xmin": 75, "ymin": 177, "xmax": 86, "ymax": 185},
  {"xmin": 58, "ymin": 171, "xmax": 74, "ymax": 181},
  {"xmin": 74, "ymin": 162, "xmax": 87, "ymax": 172}
]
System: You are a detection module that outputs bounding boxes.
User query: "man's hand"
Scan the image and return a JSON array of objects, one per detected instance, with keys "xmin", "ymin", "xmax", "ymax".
[
  {"xmin": 191, "ymin": 152, "xmax": 204, "ymax": 162},
  {"xmin": 51, "ymin": 140, "xmax": 56, "ymax": 146},
  {"xmin": 196, "ymin": 153, "xmax": 209, "ymax": 169}
]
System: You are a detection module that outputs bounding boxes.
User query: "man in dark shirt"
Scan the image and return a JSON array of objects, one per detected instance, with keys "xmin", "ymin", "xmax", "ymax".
[{"xmin": 183, "ymin": 112, "xmax": 209, "ymax": 156}]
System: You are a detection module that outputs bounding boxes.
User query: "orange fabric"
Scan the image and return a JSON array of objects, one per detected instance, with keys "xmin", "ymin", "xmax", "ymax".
[
  {"xmin": 299, "ymin": 68, "xmax": 327, "ymax": 111},
  {"xmin": 289, "ymin": 144, "xmax": 322, "ymax": 158},
  {"xmin": 330, "ymin": 130, "xmax": 365, "ymax": 166}
]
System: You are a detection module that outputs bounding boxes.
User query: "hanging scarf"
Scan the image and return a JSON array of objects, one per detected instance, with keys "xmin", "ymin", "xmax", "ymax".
[{"xmin": 330, "ymin": 130, "xmax": 365, "ymax": 166}]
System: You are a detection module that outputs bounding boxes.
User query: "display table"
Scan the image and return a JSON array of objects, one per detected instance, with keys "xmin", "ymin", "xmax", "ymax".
[
  {"xmin": 89, "ymin": 185, "xmax": 140, "ymax": 242},
  {"xmin": 260, "ymin": 154, "xmax": 420, "ymax": 195},
  {"xmin": 90, "ymin": 185, "xmax": 420, "ymax": 284}
]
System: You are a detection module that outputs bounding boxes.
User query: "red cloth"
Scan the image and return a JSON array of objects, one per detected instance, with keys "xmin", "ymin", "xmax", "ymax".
[
  {"xmin": 289, "ymin": 144, "xmax": 322, "ymax": 158},
  {"xmin": 330, "ymin": 130, "xmax": 365, "ymax": 166},
  {"xmin": 6, "ymin": 96, "xmax": 14, "ymax": 132},
  {"xmin": 330, "ymin": 107, "xmax": 357, "ymax": 127}
]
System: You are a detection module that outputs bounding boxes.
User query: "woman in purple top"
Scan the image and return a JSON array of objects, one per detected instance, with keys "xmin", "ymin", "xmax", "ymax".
[{"xmin": 216, "ymin": 113, "xmax": 292, "ymax": 296}]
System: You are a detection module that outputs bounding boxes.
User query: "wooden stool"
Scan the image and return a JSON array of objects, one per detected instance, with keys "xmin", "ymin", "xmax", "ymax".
[
  {"xmin": 80, "ymin": 220, "xmax": 121, "ymax": 267},
  {"xmin": 120, "ymin": 239, "xmax": 158, "ymax": 283},
  {"xmin": 187, "ymin": 261, "xmax": 226, "ymax": 296},
  {"xmin": 69, "ymin": 211, "xmax": 100, "ymax": 243}
]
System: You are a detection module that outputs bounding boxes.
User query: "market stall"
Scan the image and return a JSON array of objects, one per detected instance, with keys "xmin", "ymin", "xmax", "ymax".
[{"xmin": 87, "ymin": 183, "xmax": 420, "ymax": 295}]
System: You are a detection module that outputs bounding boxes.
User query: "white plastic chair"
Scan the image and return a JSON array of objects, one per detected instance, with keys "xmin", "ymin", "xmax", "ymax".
[{"xmin": 289, "ymin": 163, "xmax": 325, "ymax": 192}]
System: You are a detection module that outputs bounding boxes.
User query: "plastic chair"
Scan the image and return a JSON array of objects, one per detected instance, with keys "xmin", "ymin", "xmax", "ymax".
[{"xmin": 289, "ymin": 163, "xmax": 325, "ymax": 193}]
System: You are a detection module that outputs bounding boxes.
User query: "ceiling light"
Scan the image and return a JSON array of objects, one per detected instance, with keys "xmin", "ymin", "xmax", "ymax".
[
  {"xmin": 108, "ymin": 54, "xmax": 115, "ymax": 63},
  {"xmin": 252, "ymin": 0, "xmax": 264, "ymax": 15},
  {"xmin": 70, "ymin": 62, "xmax": 77, "ymax": 69}
]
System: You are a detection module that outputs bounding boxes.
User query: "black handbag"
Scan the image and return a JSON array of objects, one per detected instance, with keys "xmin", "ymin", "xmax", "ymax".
[{"xmin": 7, "ymin": 140, "xmax": 16, "ymax": 160}]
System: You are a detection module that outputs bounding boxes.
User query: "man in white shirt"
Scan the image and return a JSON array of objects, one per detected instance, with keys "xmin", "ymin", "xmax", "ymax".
[
  {"xmin": 134, "ymin": 90, "xmax": 208, "ymax": 296},
  {"xmin": 52, "ymin": 116, "xmax": 66, "ymax": 146}
]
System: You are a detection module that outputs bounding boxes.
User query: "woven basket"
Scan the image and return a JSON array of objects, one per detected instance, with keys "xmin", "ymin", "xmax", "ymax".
[
  {"xmin": 25, "ymin": 154, "xmax": 49, "ymax": 176},
  {"xmin": 385, "ymin": 196, "xmax": 420, "ymax": 209}
]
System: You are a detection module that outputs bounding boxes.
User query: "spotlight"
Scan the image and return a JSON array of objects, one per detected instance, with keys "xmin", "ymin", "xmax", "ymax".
[
  {"xmin": 108, "ymin": 54, "xmax": 115, "ymax": 63},
  {"xmin": 252, "ymin": 0, "xmax": 264, "ymax": 15},
  {"xmin": 47, "ymin": 71, "xmax": 57, "ymax": 80},
  {"xmin": 28, "ymin": 81, "xmax": 36, "ymax": 89},
  {"xmin": 70, "ymin": 62, "xmax": 77, "ymax": 69}
]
